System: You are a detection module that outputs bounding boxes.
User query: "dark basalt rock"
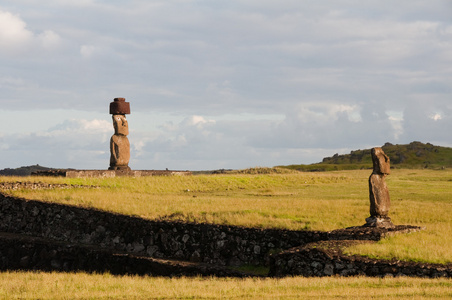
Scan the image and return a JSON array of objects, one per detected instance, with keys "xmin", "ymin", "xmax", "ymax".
[
  {"xmin": 0, "ymin": 192, "xmax": 446, "ymax": 278},
  {"xmin": 269, "ymin": 237, "xmax": 451, "ymax": 278}
]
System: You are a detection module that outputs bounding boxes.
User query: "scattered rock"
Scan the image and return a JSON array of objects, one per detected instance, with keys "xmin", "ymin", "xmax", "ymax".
[{"xmin": 0, "ymin": 182, "xmax": 98, "ymax": 190}]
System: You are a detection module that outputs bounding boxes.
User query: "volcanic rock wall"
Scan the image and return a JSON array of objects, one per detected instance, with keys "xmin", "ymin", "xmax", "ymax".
[
  {"xmin": 269, "ymin": 240, "xmax": 452, "ymax": 278},
  {"xmin": 0, "ymin": 193, "xmax": 325, "ymax": 266},
  {"xmin": 0, "ymin": 232, "xmax": 247, "ymax": 277},
  {"xmin": 1, "ymin": 193, "xmax": 448, "ymax": 278}
]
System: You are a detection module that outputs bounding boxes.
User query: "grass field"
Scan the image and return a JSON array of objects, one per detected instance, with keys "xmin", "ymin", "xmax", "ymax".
[
  {"xmin": 0, "ymin": 271, "xmax": 451, "ymax": 299},
  {"xmin": 1, "ymin": 168, "xmax": 451, "ymax": 298}
]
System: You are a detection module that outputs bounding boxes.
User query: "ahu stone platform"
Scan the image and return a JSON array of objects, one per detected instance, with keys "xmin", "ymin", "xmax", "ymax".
[{"xmin": 31, "ymin": 169, "xmax": 192, "ymax": 178}]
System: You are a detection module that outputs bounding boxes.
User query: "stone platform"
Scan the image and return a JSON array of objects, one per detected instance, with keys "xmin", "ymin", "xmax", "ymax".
[{"xmin": 31, "ymin": 169, "xmax": 192, "ymax": 178}]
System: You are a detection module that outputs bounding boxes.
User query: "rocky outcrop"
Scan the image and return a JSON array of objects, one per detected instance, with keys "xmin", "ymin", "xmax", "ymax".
[{"xmin": 269, "ymin": 240, "xmax": 452, "ymax": 278}]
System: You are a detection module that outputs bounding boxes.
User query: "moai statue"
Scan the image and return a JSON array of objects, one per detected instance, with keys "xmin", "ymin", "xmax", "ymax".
[
  {"xmin": 109, "ymin": 98, "xmax": 131, "ymax": 170},
  {"xmin": 365, "ymin": 147, "xmax": 395, "ymax": 228}
]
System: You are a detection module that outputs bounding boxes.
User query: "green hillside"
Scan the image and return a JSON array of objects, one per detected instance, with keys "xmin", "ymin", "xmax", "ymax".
[
  {"xmin": 0, "ymin": 164, "xmax": 54, "ymax": 176},
  {"xmin": 281, "ymin": 141, "xmax": 452, "ymax": 171}
]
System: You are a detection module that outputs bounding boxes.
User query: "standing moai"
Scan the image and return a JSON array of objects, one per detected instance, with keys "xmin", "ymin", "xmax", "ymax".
[
  {"xmin": 109, "ymin": 98, "xmax": 131, "ymax": 170},
  {"xmin": 364, "ymin": 147, "xmax": 395, "ymax": 228}
]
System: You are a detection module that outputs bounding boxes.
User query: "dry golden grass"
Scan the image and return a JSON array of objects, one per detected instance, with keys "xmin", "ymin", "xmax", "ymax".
[
  {"xmin": 1, "ymin": 169, "xmax": 451, "ymax": 263},
  {"xmin": 1, "ymin": 169, "xmax": 452, "ymax": 298},
  {"xmin": 0, "ymin": 271, "xmax": 451, "ymax": 299},
  {"xmin": 1, "ymin": 171, "xmax": 365, "ymax": 230}
]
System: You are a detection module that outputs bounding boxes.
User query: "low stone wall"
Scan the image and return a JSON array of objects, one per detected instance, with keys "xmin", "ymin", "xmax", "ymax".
[
  {"xmin": 327, "ymin": 226, "xmax": 423, "ymax": 241},
  {"xmin": 31, "ymin": 169, "xmax": 192, "ymax": 178},
  {"xmin": 1, "ymin": 192, "xmax": 445, "ymax": 277},
  {"xmin": 0, "ymin": 232, "xmax": 247, "ymax": 277},
  {"xmin": 0, "ymin": 182, "xmax": 98, "ymax": 190},
  {"xmin": 0, "ymin": 193, "xmax": 326, "ymax": 267},
  {"xmin": 269, "ymin": 240, "xmax": 452, "ymax": 278}
]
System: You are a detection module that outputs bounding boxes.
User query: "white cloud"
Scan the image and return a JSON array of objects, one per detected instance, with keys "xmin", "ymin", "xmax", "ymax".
[
  {"xmin": 431, "ymin": 113, "xmax": 442, "ymax": 121},
  {"xmin": 0, "ymin": 119, "xmax": 110, "ymax": 169},
  {"xmin": 387, "ymin": 111, "xmax": 404, "ymax": 140},
  {"xmin": 47, "ymin": 119, "xmax": 110, "ymax": 133},
  {"xmin": 39, "ymin": 30, "xmax": 61, "ymax": 49},
  {"xmin": 0, "ymin": 1, "xmax": 451, "ymax": 169},
  {"xmin": 183, "ymin": 115, "xmax": 216, "ymax": 128},
  {"xmin": 0, "ymin": 8, "xmax": 61, "ymax": 56},
  {"xmin": 401, "ymin": 101, "xmax": 451, "ymax": 143},
  {"xmin": 0, "ymin": 76, "xmax": 27, "ymax": 89},
  {"xmin": 290, "ymin": 103, "xmax": 362, "ymax": 124},
  {"xmin": 0, "ymin": 9, "xmax": 33, "ymax": 54},
  {"xmin": 80, "ymin": 44, "xmax": 101, "ymax": 58}
]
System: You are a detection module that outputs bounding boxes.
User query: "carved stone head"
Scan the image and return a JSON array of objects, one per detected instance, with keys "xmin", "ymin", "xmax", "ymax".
[
  {"xmin": 371, "ymin": 147, "xmax": 390, "ymax": 175},
  {"xmin": 112, "ymin": 114, "xmax": 129, "ymax": 136}
]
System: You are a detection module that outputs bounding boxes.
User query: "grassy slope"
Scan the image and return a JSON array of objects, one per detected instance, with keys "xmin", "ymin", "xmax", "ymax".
[
  {"xmin": 2, "ymin": 169, "xmax": 451, "ymax": 264},
  {"xmin": 1, "ymin": 170, "xmax": 451, "ymax": 298}
]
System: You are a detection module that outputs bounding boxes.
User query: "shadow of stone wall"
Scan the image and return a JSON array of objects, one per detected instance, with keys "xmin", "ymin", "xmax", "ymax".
[
  {"xmin": 0, "ymin": 193, "xmax": 325, "ymax": 267},
  {"xmin": 0, "ymin": 232, "xmax": 248, "ymax": 277},
  {"xmin": 1, "ymin": 193, "xmax": 448, "ymax": 278}
]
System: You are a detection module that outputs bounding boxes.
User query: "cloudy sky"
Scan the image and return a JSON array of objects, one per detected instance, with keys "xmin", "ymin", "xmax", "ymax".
[{"xmin": 1, "ymin": 0, "xmax": 451, "ymax": 170}]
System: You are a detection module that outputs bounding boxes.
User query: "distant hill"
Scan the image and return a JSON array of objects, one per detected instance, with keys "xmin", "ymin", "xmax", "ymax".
[
  {"xmin": 280, "ymin": 142, "xmax": 452, "ymax": 172},
  {"xmin": 2, "ymin": 142, "xmax": 451, "ymax": 176},
  {"xmin": 0, "ymin": 165, "xmax": 54, "ymax": 176}
]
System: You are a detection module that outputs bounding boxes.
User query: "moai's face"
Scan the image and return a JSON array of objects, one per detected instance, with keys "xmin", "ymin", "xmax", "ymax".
[
  {"xmin": 112, "ymin": 114, "xmax": 129, "ymax": 136},
  {"xmin": 372, "ymin": 147, "xmax": 390, "ymax": 175}
]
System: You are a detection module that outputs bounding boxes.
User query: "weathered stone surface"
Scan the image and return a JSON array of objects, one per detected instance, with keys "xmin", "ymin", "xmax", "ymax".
[
  {"xmin": 110, "ymin": 134, "xmax": 130, "ymax": 169},
  {"xmin": 269, "ymin": 234, "xmax": 451, "ymax": 278},
  {"xmin": 109, "ymin": 99, "xmax": 131, "ymax": 170},
  {"xmin": 366, "ymin": 147, "xmax": 394, "ymax": 228},
  {"xmin": 0, "ymin": 182, "xmax": 97, "ymax": 190},
  {"xmin": 101, "ymin": 170, "xmax": 192, "ymax": 176},
  {"xmin": 371, "ymin": 147, "xmax": 390, "ymax": 175},
  {"xmin": 109, "ymin": 98, "xmax": 130, "ymax": 115},
  {"xmin": 0, "ymin": 232, "xmax": 250, "ymax": 277},
  {"xmin": 365, "ymin": 216, "xmax": 394, "ymax": 228},
  {"xmin": 31, "ymin": 169, "xmax": 192, "ymax": 177},
  {"xmin": 368, "ymin": 173, "xmax": 390, "ymax": 217},
  {"xmin": 112, "ymin": 114, "xmax": 129, "ymax": 136}
]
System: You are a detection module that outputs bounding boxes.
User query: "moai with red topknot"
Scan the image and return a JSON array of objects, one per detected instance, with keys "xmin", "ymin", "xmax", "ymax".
[{"xmin": 109, "ymin": 98, "xmax": 131, "ymax": 170}]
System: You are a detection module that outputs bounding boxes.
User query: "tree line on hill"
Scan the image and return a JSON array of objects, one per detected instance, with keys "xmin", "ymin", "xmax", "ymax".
[
  {"xmin": 280, "ymin": 141, "xmax": 452, "ymax": 172},
  {"xmin": 0, "ymin": 165, "xmax": 54, "ymax": 176}
]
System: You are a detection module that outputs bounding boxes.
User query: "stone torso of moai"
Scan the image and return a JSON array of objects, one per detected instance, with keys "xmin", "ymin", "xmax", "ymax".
[
  {"xmin": 365, "ymin": 147, "xmax": 395, "ymax": 228},
  {"xmin": 109, "ymin": 98, "xmax": 131, "ymax": 170}
]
